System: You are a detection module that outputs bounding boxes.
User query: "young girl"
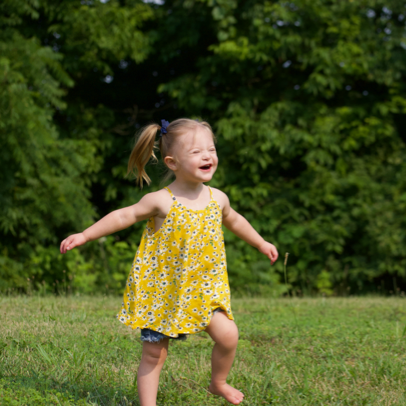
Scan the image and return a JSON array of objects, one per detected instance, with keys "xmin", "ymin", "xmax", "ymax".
[{"xmin": 60, "ymin": 118, "xmax": 278, "ymax": 406}]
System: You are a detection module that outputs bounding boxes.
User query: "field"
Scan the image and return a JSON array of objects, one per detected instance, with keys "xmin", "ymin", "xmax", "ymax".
[{"xmin": 1, "ymin": 296, "xmax": 406, "ymax": 405}]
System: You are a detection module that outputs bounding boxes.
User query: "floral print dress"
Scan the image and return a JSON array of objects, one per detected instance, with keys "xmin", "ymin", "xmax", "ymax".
[{"xmin": 117, "ymin": 187, "xmax": 233, "ymax": 337}]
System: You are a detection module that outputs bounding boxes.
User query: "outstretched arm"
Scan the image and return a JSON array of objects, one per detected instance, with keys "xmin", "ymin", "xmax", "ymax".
[
  {"xmin": 60, "ymin": 193, "xmax": 160, "ymax": 254},
  {"xmin": 222, "ymin": 194, "xmax": 278, "ymax": 265}
]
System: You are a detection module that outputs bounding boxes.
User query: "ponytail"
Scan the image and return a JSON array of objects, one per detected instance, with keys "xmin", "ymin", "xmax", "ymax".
[
  {"xmin": 127, "ymin": 124, "xmax": 160, "ymax": 187},
  {"xmin": 127, "ymin": 118, "xmax": 215, "ymax": 188}
]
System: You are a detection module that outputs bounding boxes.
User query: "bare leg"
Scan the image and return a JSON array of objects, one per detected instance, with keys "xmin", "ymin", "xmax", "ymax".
[
  {"xmin": 137, "ymin": 338, "xmax": 169, "ymax": 406},
  {"xmin": 205, "ymin": 312, "xmax": 244, "ymax": 405}
]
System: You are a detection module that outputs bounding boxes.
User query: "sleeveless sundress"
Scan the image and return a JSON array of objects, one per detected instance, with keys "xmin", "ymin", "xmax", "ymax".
[{"xmin": 117, "ymin": 187, "xmax": 233, "ymax": 337}]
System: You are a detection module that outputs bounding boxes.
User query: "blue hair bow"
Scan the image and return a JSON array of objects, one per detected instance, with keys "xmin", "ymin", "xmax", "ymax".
[{"xmin": 160, "ymin": 119, "xmax": 170, "ymax": 136}]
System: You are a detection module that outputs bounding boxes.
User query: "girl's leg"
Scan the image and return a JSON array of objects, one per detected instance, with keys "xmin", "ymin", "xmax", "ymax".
[
  {"xmin": 137, "ymin": 338, "xmax": 169, "ymax": 406},
  {"xmin": 205, "ymin": 312, "xmax": 244, "ymax": 405}
]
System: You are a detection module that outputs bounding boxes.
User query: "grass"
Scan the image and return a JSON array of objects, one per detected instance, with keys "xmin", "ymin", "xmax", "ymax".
[{"xmin": 1, "ymin": 296, "xmax": 406, "ymax": 405}]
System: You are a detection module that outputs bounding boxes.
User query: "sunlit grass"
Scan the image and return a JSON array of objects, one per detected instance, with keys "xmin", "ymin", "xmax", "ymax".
[{"xmin": 1, "ymin": 295, "xmax": 406, "ymax": 405}]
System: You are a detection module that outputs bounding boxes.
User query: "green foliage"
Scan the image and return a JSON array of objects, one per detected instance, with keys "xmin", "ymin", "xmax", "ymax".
[
  {"xmin": 0, "ymin": 0, "xmax": 152, "ymax": 293},
  {"xmin": 315, "ymin": 270, "xmax": 333, "ymax": 296},
  {"xmin": 1, "ymin": 0, "xmax": 406, "ymax": 294},
  {"xmin": 159, "ymin": 0, "xmax": 406, "ymax": 293}
]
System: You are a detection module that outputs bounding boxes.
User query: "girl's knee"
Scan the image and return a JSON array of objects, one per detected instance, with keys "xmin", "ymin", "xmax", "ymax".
[
  {"xmin": 217, "ymin": 325, "xmax": 239, "ymax": 350},
  {"xmin": 142, "ymin": 342, "xmax": 168, "ymax": 363}
]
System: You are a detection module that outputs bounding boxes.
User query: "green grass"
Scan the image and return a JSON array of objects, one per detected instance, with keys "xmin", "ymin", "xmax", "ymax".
[{"xmin": 1, "ymin": 296, "xmax": 406, "ymax": 405}]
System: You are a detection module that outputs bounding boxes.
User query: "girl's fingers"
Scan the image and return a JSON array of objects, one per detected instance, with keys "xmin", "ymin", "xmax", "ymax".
[
  {"xmin": 269, "ymin": 247, "xmax": 278, "ymax": 264},
  {"xmin": 61, "ymin": 233, "xmax": 85, "ymax": 254},
  {"xmin": 66, "ymin": 238, "xmax": 75, "ymax": 251},
  {"xmin": 61, "ymin": 239, "xmax": 68, "ymax": 254},
  {"xmin": 61, "ymin": 237, "xmax": 74, "ymax": 253},
  {"xmin": 272, "ymin": 247, "xmax": 279, "ymax": 261}
]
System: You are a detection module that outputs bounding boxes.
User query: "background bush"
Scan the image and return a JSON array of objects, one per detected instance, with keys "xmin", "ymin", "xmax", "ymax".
[{"xmin": 1, "ymin": 0, "xmax": 406, "ymax": 295}]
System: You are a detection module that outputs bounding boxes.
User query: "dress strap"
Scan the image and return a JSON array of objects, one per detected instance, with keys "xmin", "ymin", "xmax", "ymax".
[
  {"xmin": 164, "ymin": 187, "xmax": 177, "ymax": 201},
  {"xmin": 208, "ymin": 186, "xmax": 213, "ymax": 200},
  {"xmin": 165, "ymin": 186, "xmax": 212, "ymax": 203}
]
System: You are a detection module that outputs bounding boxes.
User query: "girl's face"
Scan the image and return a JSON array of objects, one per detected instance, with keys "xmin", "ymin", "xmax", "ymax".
[{"xmin": 165, "ymin": 126, "xmax": 218, "ymax": 184}]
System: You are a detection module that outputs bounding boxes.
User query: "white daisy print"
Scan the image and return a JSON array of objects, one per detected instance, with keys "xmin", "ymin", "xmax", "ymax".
[{"xmin": 117, "ymin": 187, "xmax": 233, "ymax": 336}]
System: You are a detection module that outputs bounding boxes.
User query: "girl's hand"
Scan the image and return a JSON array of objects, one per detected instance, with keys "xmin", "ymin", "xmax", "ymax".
[
  {"xmin": 60, "ymin": 233, "xmax": 87, "ymax": 254},
  {"xmin": 258, "ymin": 241, "xmax": 279, "ymax": 265}
]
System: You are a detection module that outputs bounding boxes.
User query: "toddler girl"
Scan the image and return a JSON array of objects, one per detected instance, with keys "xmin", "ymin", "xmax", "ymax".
[{"xmin": 60, "ymin": 118, "xmax": 278, "ymax": 406}]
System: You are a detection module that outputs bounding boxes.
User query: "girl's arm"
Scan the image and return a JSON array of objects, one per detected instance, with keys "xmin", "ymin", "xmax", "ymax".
[
  {"xmin": 220, "ymin": 193, "xmax": 279, "ymax": 264},
  {"xmin": 60, "ymin": 193, "xmax": 161, "ymax": 254}
]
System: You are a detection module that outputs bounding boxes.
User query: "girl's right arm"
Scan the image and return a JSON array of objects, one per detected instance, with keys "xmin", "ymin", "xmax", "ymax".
[{"xmin": 60, "ymin": 192, "xmax": 163, "ymax": 254}]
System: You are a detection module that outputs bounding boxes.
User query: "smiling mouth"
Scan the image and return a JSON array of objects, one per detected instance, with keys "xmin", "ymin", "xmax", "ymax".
[{"xmin": 199, "ymin": 164, "xmax": 212, "ymax": 170}]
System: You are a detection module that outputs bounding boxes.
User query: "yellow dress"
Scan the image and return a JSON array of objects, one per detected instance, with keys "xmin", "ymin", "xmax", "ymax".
[{"xmin": 117, "ymin": 187, "xmax": 234, "ymax": 337}]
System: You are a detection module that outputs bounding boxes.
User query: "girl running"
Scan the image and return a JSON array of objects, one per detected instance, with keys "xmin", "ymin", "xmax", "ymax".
[{"xmin": 60, "ymin": 118, "xmax": 278, "ymax": 406}]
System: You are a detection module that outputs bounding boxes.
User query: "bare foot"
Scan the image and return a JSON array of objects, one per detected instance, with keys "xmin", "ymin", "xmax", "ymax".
[{"xmin": 208, "ymin": 382, "xmax": 244, "ymax": 405}]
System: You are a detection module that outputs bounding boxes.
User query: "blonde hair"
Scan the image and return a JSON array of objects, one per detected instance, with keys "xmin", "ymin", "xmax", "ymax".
[{"xmin": 127, "ymin": 118, "xmax": 215, "ymax": 187}]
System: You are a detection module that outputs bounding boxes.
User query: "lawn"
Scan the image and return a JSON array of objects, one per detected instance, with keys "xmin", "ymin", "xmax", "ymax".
[{"xmin": 1, "ymin": 296, "xmax": 406, "ymax": 405}]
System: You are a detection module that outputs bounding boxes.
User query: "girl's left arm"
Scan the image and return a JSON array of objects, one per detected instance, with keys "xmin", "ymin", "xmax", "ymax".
[{"xmin": 221, "ymin": 193, "xmax": 278, "ymax": 264}]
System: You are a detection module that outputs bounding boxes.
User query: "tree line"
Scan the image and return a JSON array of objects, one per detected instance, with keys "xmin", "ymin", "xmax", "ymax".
[{"xmin": 1, "ymin": 0, "xmax": 406, "ymax": 295}]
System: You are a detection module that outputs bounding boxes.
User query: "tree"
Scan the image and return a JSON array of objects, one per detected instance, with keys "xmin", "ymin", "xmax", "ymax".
[
  {"xmin": 1, "ymin": 0, "xmax": 406, "ymax": 295},
  {"xmin": 157, "ymin": 0, "xmax": 406, "ymax": 294},
  {"xmin": 0, "ymin": 0, "xmax": 153, "ymax": 291}
]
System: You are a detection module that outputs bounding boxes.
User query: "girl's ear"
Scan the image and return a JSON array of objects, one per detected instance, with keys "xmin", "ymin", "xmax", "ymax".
[{"xmin": 164, "ymin": 155, "xmax": 177, "ymax": 171}]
